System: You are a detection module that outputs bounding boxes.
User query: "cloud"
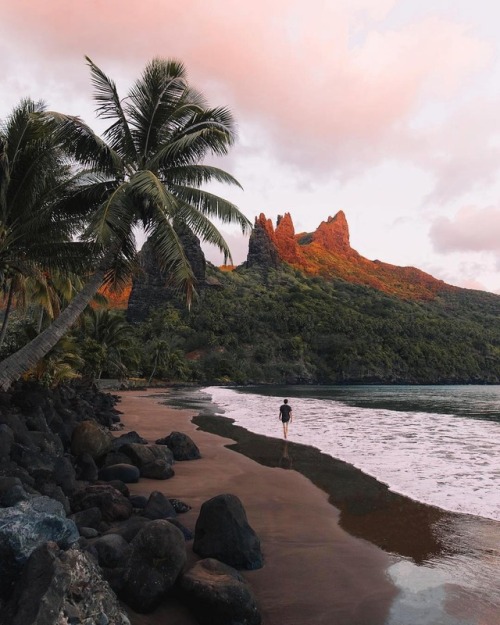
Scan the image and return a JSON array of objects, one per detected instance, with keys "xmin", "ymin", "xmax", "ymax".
[
  {"xmin": 430, "ymin": 205, "xmax": 500, "ymax": 253},
  {"xmin": 418, "ymin": 99, "xmax": 500, "ymax": 205},
  {"xmin": 202, "ymin": 229, "xmax": 250, "ymax": 266},
  {"xmin": 0, "ymin": 1, "xmax": 492, "ymax": 181}
]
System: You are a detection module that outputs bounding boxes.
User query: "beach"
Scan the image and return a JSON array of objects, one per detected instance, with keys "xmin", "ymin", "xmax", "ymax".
[
  {"xmin": 117, "ymin": 390, "xmax": 398, "ymax": 625},
  {"xmin": 116, "ymin": 388, "xmax": 500, "ymax": 625}
]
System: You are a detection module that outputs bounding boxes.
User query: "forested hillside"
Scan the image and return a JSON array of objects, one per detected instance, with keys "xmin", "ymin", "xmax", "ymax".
[{"xmin": 149, "ymin": 263, "xmax": 500, "ymax": 385}]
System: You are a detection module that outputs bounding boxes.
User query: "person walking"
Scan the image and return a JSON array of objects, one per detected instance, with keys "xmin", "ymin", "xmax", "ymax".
[{"xmin": 279, "ymin": 399, "xmax": 293, "ymax": 439}]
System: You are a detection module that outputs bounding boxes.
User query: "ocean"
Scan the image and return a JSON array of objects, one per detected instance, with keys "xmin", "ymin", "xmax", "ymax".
[
  {"xmin": 162, "ymin": 384, "xmax": 500, "ymax": 625},
  {"xmin": 201, "ymin": 384, "xmax": 500, "ymax": 521}
]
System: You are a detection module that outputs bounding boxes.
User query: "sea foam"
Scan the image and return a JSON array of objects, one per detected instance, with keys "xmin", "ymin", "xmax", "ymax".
[{"xmin": 203, "ymin": 386, "xmax": 500, "ymax": 522}]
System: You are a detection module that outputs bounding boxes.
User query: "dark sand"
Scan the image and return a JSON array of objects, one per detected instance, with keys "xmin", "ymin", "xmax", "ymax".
[
  {"xmin": 116, "ymin": 390, "xmax": 398, "ymax": 625},
  {"xmin": 117, "ymin": 389, "xmax": 500, "ymax": 625}
]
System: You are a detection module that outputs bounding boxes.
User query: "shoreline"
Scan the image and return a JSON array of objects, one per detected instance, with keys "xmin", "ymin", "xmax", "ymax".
[
  {"xmin": 160, "ymin": 385, "xmax": 500, "ymax": 559},
  {"xmin": 116, "ymin": 390, "xmax": 398, "ymax": 625}
]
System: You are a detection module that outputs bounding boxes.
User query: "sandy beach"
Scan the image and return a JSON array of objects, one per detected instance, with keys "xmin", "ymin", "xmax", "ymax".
[{"xmin": 116, "ymin": 390, "xmax": 398, "ymax": 625}]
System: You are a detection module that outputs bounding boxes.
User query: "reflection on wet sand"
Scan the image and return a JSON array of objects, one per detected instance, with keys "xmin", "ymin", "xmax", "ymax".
[
  {"xmin": 193, "ymin": 413, "xmax": 500, "ymax": 625},
  {"xmin": 279, "ymin": 440, "xmax": 293, "ymax": 469}
]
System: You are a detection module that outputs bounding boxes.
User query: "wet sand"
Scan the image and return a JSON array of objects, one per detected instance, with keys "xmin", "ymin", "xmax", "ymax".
[{"xmin": 116, "ymin": 390, "xmax": 398, "ymax": 625}]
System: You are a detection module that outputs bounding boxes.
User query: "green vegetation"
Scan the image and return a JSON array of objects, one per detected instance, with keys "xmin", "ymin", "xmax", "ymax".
[
  {"xmin": 0, "ymin": 57, "xmax": 249, "ymax": 389},
  {"xmin": 136, "ymin": 263, "xmax": 500, "ymax": 385},
  {"xmin": 2, "ymin": 60, "xmax": 500, "ymax": 388},
  {"xmin": 3, "ymin": 258, "xmax": 500, "ymax": 386}
]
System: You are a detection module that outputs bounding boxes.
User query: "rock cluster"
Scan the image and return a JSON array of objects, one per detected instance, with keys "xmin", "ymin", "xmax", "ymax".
[
  {"xmin": 127, "ymin": 224, "xmax": 208, "ymax": 323},
  {"xmin": 246, "ymin": 210, "xmax": 455, "ymax": 300},
  {"xmin": 0, "ymin": 382, "xmax": 263, "ymax": 624}
]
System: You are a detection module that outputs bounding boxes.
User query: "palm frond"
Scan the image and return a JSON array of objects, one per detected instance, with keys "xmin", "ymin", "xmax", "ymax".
[
  {"xmin": 174, "ymin": 201, "xmax": 233, "ymax": 262},
  {"xmin": 127, "ymin": 169, "xmax": 179, "ymax": 225},
  {"xmin": 161, "ymin": 164, "xmax": 242, "ymax": 189},
  {"xmin": 85, "ymin": 56, "xmax": 137, "ymax": 160},
  {"xmin": 169, "ymin": 184, "xmax": 251, "ymax": 232},
  {"xmin": 44, "ymin": 111, "xmax": 124, "ymax": 174},
  {"xmin": 148, "ymin": 108, "xmax": 236, "ymax": 171},
  {"xmin": 145, "ymin": 201, "xmax": 195, "ymax": 304},
  {"xmin": 84, "ymin": 182, "xmax": 132, "ymax": 245},
  {"xmin": 126, "ymin": 58, "xmax": 188, "ymax": 161}
]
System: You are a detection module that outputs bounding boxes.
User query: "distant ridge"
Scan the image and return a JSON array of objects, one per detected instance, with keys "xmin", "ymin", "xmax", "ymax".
[
  {"xmin": 103, "ymin": 210, "xmax": 460, "ymax": 310},
  {"xmin": 246, "ymin": 211, "xmax": 458, "ymax": 300}
]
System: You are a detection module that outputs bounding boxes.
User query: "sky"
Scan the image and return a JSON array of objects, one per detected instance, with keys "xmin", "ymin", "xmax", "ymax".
[{"xmin": 2, "ymin": 0, "xmax": 500, "ymax": 293}]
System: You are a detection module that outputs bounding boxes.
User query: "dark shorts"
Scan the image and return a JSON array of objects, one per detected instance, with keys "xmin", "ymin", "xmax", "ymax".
[{"xmin": 281, "ymin": 416, "xmax": 290, "ymax": 423}]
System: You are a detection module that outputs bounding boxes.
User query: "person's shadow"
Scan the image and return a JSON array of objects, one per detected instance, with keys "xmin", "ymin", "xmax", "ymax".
[{"xmin": 279, "ymin": 440, "xmax": 293, "ymax": 469}]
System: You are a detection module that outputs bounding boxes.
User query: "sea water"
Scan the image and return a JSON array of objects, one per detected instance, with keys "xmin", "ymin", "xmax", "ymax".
[
  {"xmin": 163, "ymin": 384, "xmax": 500, "ymax": 624},
  {"xmin": 201, "ymin": 385, "xmax": 500, "ymax": 522}
]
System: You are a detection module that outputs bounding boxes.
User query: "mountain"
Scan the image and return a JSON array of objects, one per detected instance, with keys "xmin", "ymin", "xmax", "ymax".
[
  {"xmin": 95, "ymin": 211, "xmax": 500, "ymax": 385},
  {"xmin": 246, "ymin": 211, "xmax": 457, "ymax": 300},
  {"xmin": 107, "ymin": 210, "xmax": 462, "ymax": 314}
]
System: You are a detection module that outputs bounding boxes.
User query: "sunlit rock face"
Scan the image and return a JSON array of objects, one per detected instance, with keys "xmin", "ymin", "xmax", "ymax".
[
  {"xmin": 248, "ymin": 211, "xmax": 456, "ymax": 300},
  {"xmin": 109, "ymin": 210, "xmax": 457, "ymax": 311},
  {"xmin": 311, "ymin": 211, "xmax": 352, "ymax": 256},
  {"xmin": 275, "ymin": 213, "xmax": 303, "ymax": 265}
]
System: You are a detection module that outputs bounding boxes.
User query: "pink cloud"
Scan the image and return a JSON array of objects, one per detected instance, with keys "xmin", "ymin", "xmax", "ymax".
[
  {"xmin": 0, "ymin": 1, "xmax": 494, "ymax": 195},
  {"xmin": 430, "ymin": 206, "xmax": 500, "ymax": 253},
  {"xmin": 1, "ymin": 4, "xmax": 490, "ymax": 129}
]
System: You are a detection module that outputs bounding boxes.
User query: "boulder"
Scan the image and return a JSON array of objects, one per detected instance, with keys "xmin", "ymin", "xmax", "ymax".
[
  {"xmin": 143, "ymin": 491, "xmax": 177, "ymax": 520},
  {"xmin": 0, "ymin": 424, "xmax": 14, "ymax": 459},
  {"xmin": 98, "ymin": 463, "xmax": 140, "ymax": 484},
  {"xmin": 169, "ymin": 498, "xmax": 192, "ymax": 514},
  {"xmin": 129, "ymin": 494, "xmax": 148, "ymax": 509},
  {"xmin": 180, "ymin": 558, "xmax": 261, "ymax": 625},
  {"xmin": 0, "ymin": 411, "xmax": 36, "ymax": 449},
  {"xmin": 71, "ymin": 420, "xmax": 113, "ymax": 459},
  {"xmin": 102, "ymin": 449, "xmax": 134, "ymax": 467},
  {"xmin": 193, "ymin": 494, "xmax": 263, "ymax": 570},
  {"xmin": 52, "ymin": 455, "xmax": 77, "ymax": 494},
  {"xmin": 29, "ymin": 430, "xmax": 64, "ymax": 456},
  {"xmin": 140, "ymin": 460, "xmax": 175, "ymax": 480},
  {"xmin": 89, "ymin": 534, "xmax": 131, "ymax": 568},
  {"xmin": 102, "ymin": 480, "xmax": 130, "ymax": 497},
  {"xmin": 37, "ymin": 483, "xmax": 70, "ymax": 514},
  {"xmin": 10, "ymin": 443, "xmax": 56, "ymax": 482},
  {"xmin": 0, "ymin": 462, "xmax": 35, "ymax": 489},
  {"xmin": 74, "ymin": 452, "xmax": 99, "ymax": 481},
  {"xmin": 0, "ymin": 497, "xmax": 79, "ymax": 600},
  {"xmin": 167, "ymin": 518, "xmax": 193, "ymax": 541},
  {"xmin": 121, "ymin": 519, "xmax": 187, "ymax": 612},
  {"xmin": 71, "ymin": 485, "xmax": 133, "ymax": 522},
  {"xmin": 0, "ymin": 483, "xmax": 29, "ymax": 507},
  {"xmin": 120, "ymin": 443, "xmax": 174, "ymax": 468},
  {"xmin": 3, "ymin": 543, "xmax": 130, "ymax": 625},
  {"xmin": 156, "ymin": 431, "xmax": 201, "ymax": 461},
  {"xmin": 0, "ymin": 477, "xmax": 25, "ymax": 505},
  {"xmin": 111, "ymin": 430, "xmax": 148, "ymax": 450},
  {"xmin": 70, "ymin": 506, "xmax": 102, "ymax": 530},
  {"xmin": 104, "ymin": 516, "xmax": 151, "ymax": 543}
]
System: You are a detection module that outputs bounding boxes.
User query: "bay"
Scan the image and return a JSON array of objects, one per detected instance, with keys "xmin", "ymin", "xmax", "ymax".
[{"xmin": 161, "ymin": 384, "xmax": 500, "ymax": 625}]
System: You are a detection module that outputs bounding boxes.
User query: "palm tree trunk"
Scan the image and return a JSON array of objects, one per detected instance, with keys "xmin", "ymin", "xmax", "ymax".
[
  {"xmin": 0, "ymin": 269, "xmax": 106, "ymax": 390},
  {"xmin": 37, "ymin": 307, "xmax": 44, "ymax": 334},
  {"xmin": 0, "ymin": 282, "xmax": 14, "ymax": 350},
  {"xmin": 148, "ymin": 351, "xmax": 159, "ymax": 385}
]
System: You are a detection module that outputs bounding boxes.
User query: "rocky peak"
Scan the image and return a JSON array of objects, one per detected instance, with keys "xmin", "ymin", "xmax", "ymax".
[
  {"xmin": 275, "ymin": 213, "xmax": 303, "ymax": 264},
  {"xmin": 126, "ymin": 225, "xmax": 207, "ymax": 322},
  {"xmin": 246, "ymin": 214, "xmax": 280, "ymax": 269},
  {"xmin": 244, "ymin": 209, "xmax": 451, "ymax": 300},
  {"xmin": 311, "ymin": 210, "xmax": 351, "ymax": 254}
]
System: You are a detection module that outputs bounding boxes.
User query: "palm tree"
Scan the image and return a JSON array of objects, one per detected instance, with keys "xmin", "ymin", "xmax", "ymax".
[
  {"xmin": 0, "ymin": 57, "xmax": 250, "ymax": 390},
  {"xmin": 0, "ymin": 99, "xmax": 90, "ymax": 349},
  {"xmin": 81, "ymin": 308, "xmax": 138, "ymax": 379}
]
